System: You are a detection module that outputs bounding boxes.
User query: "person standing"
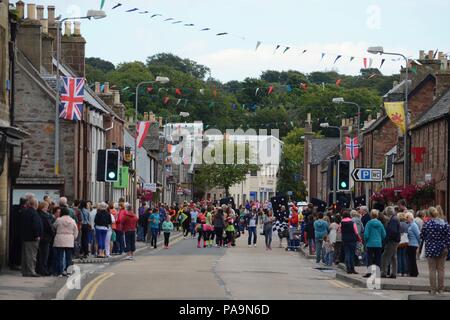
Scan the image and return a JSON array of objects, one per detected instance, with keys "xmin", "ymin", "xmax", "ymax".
[
  {"xmin": 190, "ymin": 207, "xmax": 199, "ymax": 238},
  {"xmin": 79, "ymin": 200, "xmax": 92, "ymax": 259},
  {"xmin": 246, "ymin": 209, "xmax": 258, "ymax": 247},
  {"xmin": 149, "ymin": 209, "xmax": 160, "ymax": 249},
  {"xmin": 341, "ymin": 211, "xmax": 361, "ymax": 274},
  {"xmin": 406, "ymin": 212, "xmax": 420, "ymax": 277},
  {"xmin": 94, "ymin": 203, "xmax": 112, "ymax": 258},
  {"xmin": 225, "ymin": 209, "xmax": 236, "ymax": 248},
  {"xmin": 36, "ymin": 201, "xmax": 54, "ymax": 276},
  {"xmin": 213, "ymin": 209, "xmax": 225, "ymax": 247},
  {"xmin": 196, "ymin": 209, "xmax": 207, "ymax": 248},
  {"xmin": 421, "ymin": 207, "xmax": 450, "ymax": 295},
  {"xmin": 162, "ymin": 215, "xmax": 174, "ymax": 249},
  {"xmin": 397, "ymin": 212, "xmax": 410, "ymax": 277},
  {"xmin": 313, "ymin": 213, "xmax": 329, "ymax": 264},
  {"xmin": 114, "ymin": 202, "xmax": 126, "ymax": 255},
  {"xmin": 21, "ymin": 198, "xmax": 43, "ymax": 277},
  {"xmin": 262, "ymin": 211, "xmax": 275, "ymax": 250},
  {"xmin": 122, "ymin": 204, "xmax": 138, "ymax": 260},
  {"xmin": 363, "ymin": 210, "xmax": 386, "ymax": 278},
  {"xmin": 380, "ymin": 206, "xmax": 401, "ymax": 279},
  {"xmin": 53, "ymin": 207, "xmax": 78, "ymax": 277}
]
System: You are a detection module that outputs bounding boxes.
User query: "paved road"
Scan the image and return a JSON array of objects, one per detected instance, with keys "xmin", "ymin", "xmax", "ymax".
[{"xmin": 66, "ymin": 233, "xmax": 417, "ymax": 300}]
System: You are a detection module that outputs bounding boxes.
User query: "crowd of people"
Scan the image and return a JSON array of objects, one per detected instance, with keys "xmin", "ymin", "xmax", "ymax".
[{"xmin": 303, "ymin": 199, "xmax": 450, "ymax": 295}]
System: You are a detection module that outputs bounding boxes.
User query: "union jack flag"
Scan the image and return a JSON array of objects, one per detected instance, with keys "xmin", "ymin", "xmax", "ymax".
[
  {"xmin": 345, "ymin": 136, "xmax": 360, "ymax": 160},
  {"xmin": 59, "ymin": 77, "xmax": 85, "ymax": 121}
]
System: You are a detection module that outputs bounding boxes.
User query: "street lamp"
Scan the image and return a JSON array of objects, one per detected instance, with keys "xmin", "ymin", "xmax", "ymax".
[
  {"xmin": 321, "ymin": 123, "xmax": 342, "ymax": 206},
  {"xmin": 320, "ymin": 123, "xmax": 342, "ymax": 156},
  {"xmin": 54, "ymin": 10, "xmax": 106, "ymax": 176},
  {"xmin": 332, "ymin": 97, "xmax": 361, "ymax": 140},
  {"xmin": 368, "ymin": 46, "xmax": 409, "ymax": 187},
  {"xmin": 133, "ymin": 77, "xmax": 170, "ymax": 210}
]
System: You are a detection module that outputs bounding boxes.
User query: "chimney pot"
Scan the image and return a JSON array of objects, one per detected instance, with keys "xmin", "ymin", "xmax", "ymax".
[
  {"xmin": 428, "ymin": 50, "xmax": 434, "ymax": 60},
  {"xmin": 27, "ymin": 3, "xmax": 37, "ymax": 20},
  {"xmin": 104, "ymin": 82, "xmax": 110, "ymax": 93},
  {"xmin": 16, "ymin": 1, "xmax": 25, "ymax": 19},
  {"xmin": 73, "ymin": 21, "xmax": 81, "ymax": 36},
  {"xmin": 95, "ymin": 82, "xmax": 101, "ymax": 93},
  {"xmin": 419, "ymin": 50, "xmax": 425, "ymax": 60},
  {"xmin": 47, "ymin": 6, "xmax": 55, "ymax": 25},
  {"xmin": 36, "ymin": 5, "xmax": 44, "ymax": 20},
  {"xmin": 64, "ymin": 21, "xmax": 72, "ymax": 36}
]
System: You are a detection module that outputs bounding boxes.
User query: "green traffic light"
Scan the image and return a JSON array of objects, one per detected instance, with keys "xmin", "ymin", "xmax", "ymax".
[{"xmin": 340, "ymin": 181, "xmax": 348, "ymax": 188}]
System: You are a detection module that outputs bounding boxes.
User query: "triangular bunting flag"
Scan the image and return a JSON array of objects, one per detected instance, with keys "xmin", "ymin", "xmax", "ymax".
[
  {"xmin": 283, "ymin": 47, "xmax": 290, "ymax": 54},
  {"xmin": 267, "ymin": 86, "xmax": 274, "ymax": 95},
  {"xmin": 274, "ymin": 45, "xmax": 281, "ymax": 55},
  {"xmin": 350, "ymin": 57, "xmax": 355, "ymax": 62},
  {"xmin": 363, "ymin": 58, "xmax": 368, "ymax": 68},
  {"xmin": 255, "ymin": 41, "xmax": 262, "ymax": 51},
  {"xmin": 333, "ymin": 55, "xmax": 342, "ymax": 64},
  {"xmin": 112, "ymin": 3, "xmax": 122, "ymax": 10},
  {"xmin": 380, "ymin": 59, "xmax": 386, "ymax": 69}
]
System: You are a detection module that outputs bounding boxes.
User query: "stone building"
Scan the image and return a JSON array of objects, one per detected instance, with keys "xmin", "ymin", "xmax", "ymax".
[{"xmin": 0, "ymin": 0, "xmax": 29, "ymax": 271}]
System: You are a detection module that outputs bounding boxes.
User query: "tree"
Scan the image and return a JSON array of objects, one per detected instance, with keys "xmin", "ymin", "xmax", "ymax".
[
  {"xmin": 194, "ymin": 141, "xmax": 260, "ymax": 197},
  {"xmin": 86, "ymin": 57, "xmax": 115, "ymax": 73},
  {"xmin": 146, "ymin": 53, "xmax": 211, "ymax": 80}
]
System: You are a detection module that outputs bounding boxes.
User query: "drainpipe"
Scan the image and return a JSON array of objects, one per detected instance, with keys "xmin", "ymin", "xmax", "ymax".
[
  {"xmin": 447, "ymin": 114, "xmax": 450, "ymax": 221},
  {"xmin": 105, "ymin": 116, "xmax": 115, "ymax": 132}
]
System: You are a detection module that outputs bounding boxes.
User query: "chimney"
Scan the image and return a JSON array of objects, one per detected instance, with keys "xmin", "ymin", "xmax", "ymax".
[
  {"xmin": 435, "ymin": 73, "xmax": 450, "ymax": 99},
  {"xmin": 16, "ymin": 1, "xmax": 25, "ymax": 19},
  {"xmin": 376, "ymin": 112, "xmax": 381, "ymax": 119},
  {"xmin": 47, "ymin": 5, "xmax": 55, "ymax": 25},
  {"xmin": 27, "ymin": 3, "xmax": 36, "ymax": 20},
  {"xmin": 304, "ymin": 113, "xmax": 312, "ymax": 134},
  {"xmin": 104, "ymin": 82, "xmax": 110, "ymax": 94},
  {"xmin": 113, "ymin": 90, "xmax": 120, "ymax": 105},
  {"xmin": 41, "ymin": 23, "xmax": 54, "ymax": 74},
  {"xmin": 73, "ymin": 21, "xmax": 81, "ymax": 36},
  {"xmin": 61, "ymin": 21, "xmax": 86, "ymax": 77},
  {"xmin": 40, "ymin": 19, "xmax": 48, "ymax": 34},
  {"xmin": 64, "ymin": 21, "xmax": 71, "ymax": 36},
  {"xmin": 36, "ymin": 5, "xmax": 44, "ymax": 20},
  {"xmin": 367, "ymin": 114, "xmax": 372, "ymax": 122},
  {"xmin": 17, "ymin": 3, "xmax": 43, "ymax": 71},
  {"xmin": 428, "ymin": 50, "xmax": 434, "ymax": 60},
  {"xmin": 95, "ymin": 82, "xmax": 101, "ymax": 93}
]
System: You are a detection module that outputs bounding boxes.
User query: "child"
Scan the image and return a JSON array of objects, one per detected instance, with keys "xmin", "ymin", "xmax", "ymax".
[
  {"xmin": 323, "ymin": 235, "xmax": 334, "ymax": 266},
  {"xmin": 162, "ymin": 215, "xmax": 174, "ymax": 249}
]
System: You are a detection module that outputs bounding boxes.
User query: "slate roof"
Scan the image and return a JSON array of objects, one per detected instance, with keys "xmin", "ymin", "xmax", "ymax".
[
  {"xmin": 310, "ymin": 138, "xmax": 340, "ymax": 165},
  {"xmin": 413, "ymin": 89, "xmax": 450, "ymax": 129}
]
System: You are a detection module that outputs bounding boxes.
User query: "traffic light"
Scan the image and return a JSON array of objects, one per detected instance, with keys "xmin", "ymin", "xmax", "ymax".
[
  {"xmin": 96, "ymin": 150, "xmax": 106, "ymax": 182},
  {"xmin": 337, "ymin": 160, "xmax": 350, "ymax": 191},
  {"xmin": 105, "ymin": 149, "xmax": 120, "ymax": 182}
]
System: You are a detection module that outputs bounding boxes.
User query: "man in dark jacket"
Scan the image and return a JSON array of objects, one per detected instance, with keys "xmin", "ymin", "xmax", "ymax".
[
  {"xmin": 380, "ymin": 206, "xmax": 400, "ymax": 278},
  {"xmin": 21, "ymin": 198, "xmax": 43, "ymax": 277},
  {"xmin": 36, "ymin": 203, "xmax": 55, "ymax": 276}
]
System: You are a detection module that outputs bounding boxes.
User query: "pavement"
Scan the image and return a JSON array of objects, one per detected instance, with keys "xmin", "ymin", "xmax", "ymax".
[
  {"xmin": 0, "ymin": 232, "xmax": 183, "ymax": 300},
  {"xmin": 299, "ymin": 242, "xmax": 450, "ymax": 294}
]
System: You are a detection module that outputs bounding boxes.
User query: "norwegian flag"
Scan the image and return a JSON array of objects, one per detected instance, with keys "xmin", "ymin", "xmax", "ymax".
[
  {"xmin": 136, "ymin": 121, "xmax": 151, "ymax": 148},
  {"xmin": 59, "ymin": 77, "xmax": 85, "ymax": 121},
  {"xmin": 345, "ymin": 136, "xmax": 360, "ymax": 160}
]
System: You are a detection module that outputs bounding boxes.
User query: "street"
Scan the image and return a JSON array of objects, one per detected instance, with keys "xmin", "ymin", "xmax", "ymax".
[{"xmin": 66, "ymin": 234, "xmax": 415, "ymax": 300}]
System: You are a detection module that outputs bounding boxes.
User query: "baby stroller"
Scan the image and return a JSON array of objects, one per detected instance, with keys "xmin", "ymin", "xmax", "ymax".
[{"xmin": 286, "ymin": 228, "xmax": 301, "ymax": 252}]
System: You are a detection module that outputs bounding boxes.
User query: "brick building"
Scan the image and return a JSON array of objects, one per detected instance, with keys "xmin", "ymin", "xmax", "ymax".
[{"xmin": 410, "ymin": 89, "xmax": 450, "ymax": 217}]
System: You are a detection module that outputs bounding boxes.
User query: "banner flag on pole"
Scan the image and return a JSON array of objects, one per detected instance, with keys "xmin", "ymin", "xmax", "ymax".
[
  {"xmin": 333, "ymin": 55, "xmax": 342, "ymax": 64},
  {"xmin": 59, "ymin": 77, "xmax": 84, "ymax": 121},
  {"xmin": 384, "ymin": 102, "xmax": 406, "ymax": 134},
  {"xmin": 345, "ymin": 137, "xmax": 360, "ymax": 160},
  {"xmin": 255, "ymin": 41, "xmax": 262, "ymax": 51},
  {"xmin": 136, "ymin": 121, "xmax": 151, "ymax": 148}
]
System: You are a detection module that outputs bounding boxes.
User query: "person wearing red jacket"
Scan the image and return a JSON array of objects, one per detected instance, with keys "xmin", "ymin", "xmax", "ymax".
[
  {"xmin": 113, "ymin": 202, "xmax": 127, "ymax": 255},
  {"xmin": 122, "ymin": 204, "xmax": 138, "ymax": 261}
]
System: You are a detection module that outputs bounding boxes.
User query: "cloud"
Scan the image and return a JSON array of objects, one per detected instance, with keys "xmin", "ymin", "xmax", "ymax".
[{"xmin": 194, "ymin": 41, "xmax": 409, "ymax": 82}]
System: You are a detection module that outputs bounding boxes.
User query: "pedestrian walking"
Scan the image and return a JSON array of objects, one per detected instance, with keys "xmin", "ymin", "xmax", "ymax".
[
  {"xmin": 397, "ymin": 212, "xmax": 409, "ymax": 276},
  {"xmin": 190, "ymin": 207, "xmax": 199, "ymax": 238},
  {"xmin": 53, "ymin": 207, "xmax": 78, "ymax": 277},
  {"xmin": 380, "ymin": 206, "xmax": 401, "ymax": 279},
  {"xmin": 363, "ymin": 210, "xmax": 386, "ymax": 278},
  {"xmin": 225, "ymin": 209, "xmax": 236, "ymax": 248},
  {"xmin": 162, "ymin": 215, "xmax": 174, "ymax": 249},
  {"xmin": 94, "ymin": 202, "xmax": 112, "ymax": 258},
  {"xmin": 149, "ymin": 208, "xmax": 160, "ymax": 249},
  {"xmin": 21, "ymin": 197, "xmax": 43, "ymax": 277},
  {"xmin": 79, "ymin": 200, "xmax": 92, "ymax": 259},
  {"xmin": 421, "ymin": 207, "xmax": 450, "ymax": 295},
  {"xmin": 196, "ymin": 208, "xmax": 207, "ymax": 248},
  {"xmin": 305, "ymin": 215, "xmax": 316, "ymax": 255},
  {"xmin": 122, "ymin": 204, "xmax": 138, "ymax": 260}
]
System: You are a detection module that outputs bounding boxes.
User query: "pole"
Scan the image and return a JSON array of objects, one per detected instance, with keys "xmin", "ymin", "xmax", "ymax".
[
  {"xmin": 365, "ymin": 183, "xmax": 370, "ymax": 209},
  {"xmin": 403, "ymin": 57, "xmax": 409, "ymax": 187},
  {"xmin": 162, "ymin": 123, "xmax": 167, "ymax": 204},
  {"xmin": 55, "ymin": 20, "xmax": 62, "ymax": 176}
]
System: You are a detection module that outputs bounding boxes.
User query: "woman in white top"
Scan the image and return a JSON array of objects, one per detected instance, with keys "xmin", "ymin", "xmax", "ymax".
[
  {"xmin": 329, "ymin": 216, "xmax": 339, "ymax": 245},
  {"xmin": 105, "ymin": 202, "xmax": 116, "ymax": 258}
]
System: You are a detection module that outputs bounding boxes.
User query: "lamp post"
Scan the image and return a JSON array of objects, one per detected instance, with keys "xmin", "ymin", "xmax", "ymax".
[
  {"xmin": 368, "ymin": 46, "xmax": 409, "ymax": 187},
  {"xmin": 320, "ymin": 123, "xmax": 341, "ymax": 205},
  {"xmin": 332, "ymin": 97, "xmax": 361, "ymax": 141},
  {"xmin": 133, "ymin": 77, "xmax": 170, "ymax": 210},
  {"xmin": 54, "ymin": 10, "xmax": 106, "ymax": 176}
]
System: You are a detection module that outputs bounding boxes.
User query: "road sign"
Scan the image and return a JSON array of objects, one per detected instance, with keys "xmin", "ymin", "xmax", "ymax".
[
  {"xmin": 143, "ymin": 183, "xmax": 157, "ymax": 192},
  {"xmin": 352, "ymin": 168, "xmax": 383, "ymax": 182}
]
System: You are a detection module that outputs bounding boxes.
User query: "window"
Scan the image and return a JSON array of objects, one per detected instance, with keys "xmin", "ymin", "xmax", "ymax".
[
  {"xmin": 250, "ymin": 170, "xmax": 257, "ymax": 176},
  {"xmin": 385, "ymin": 154, "xmax": 395, "ymax": 177}
]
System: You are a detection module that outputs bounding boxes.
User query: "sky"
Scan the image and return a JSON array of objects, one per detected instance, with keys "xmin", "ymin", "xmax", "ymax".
[{"xmin": 29, "ymin": 0, "xmax": 450, "ymax": 82}]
